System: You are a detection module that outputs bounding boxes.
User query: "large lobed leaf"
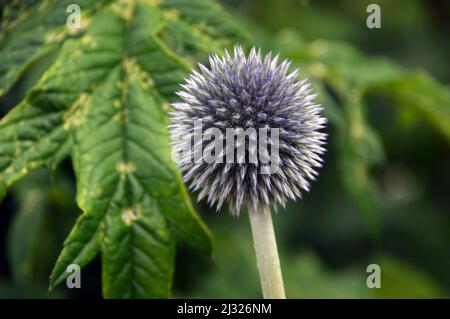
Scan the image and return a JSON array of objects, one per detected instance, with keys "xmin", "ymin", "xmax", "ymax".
[
  {"xmin": 0, "ymin": 0, "xmax": 249, "ymax": 298},
  {"xmin": 0, "ymin": 0, "xmax": 115, "ymax": 97}
]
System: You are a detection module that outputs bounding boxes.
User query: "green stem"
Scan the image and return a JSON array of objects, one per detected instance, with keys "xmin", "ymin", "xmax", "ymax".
[{"xmin": 248, "ymin": 205, "xmax": 286, "ymax": 299}]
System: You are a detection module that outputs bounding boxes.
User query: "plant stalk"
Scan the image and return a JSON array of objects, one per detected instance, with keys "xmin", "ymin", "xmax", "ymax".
[{"xmin": 248, "ymin": 205, "xmax": 286, "ymax": 299}]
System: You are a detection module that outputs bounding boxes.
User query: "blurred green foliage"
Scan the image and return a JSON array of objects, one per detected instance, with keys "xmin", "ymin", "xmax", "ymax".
[
  {"xmin": 175, "ymin": 0, "xmax": 450, "ymax": 298},
  {"xmin": 1, "ymin": 0, "xmax": 450, "ymax": 298}
]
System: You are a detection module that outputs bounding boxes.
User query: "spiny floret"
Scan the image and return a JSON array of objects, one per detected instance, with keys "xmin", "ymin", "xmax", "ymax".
[{"xmin": 169, "ymin": 46, "xmax": 327, "ymax": 215}]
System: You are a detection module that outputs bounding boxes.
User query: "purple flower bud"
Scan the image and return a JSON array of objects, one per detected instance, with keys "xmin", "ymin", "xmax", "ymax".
[{"xmin": 170, "ymin": 46, "xmax": 327, "ymax": 215}]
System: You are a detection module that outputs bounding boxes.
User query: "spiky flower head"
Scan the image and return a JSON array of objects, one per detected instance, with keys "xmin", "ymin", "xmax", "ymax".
[{"xmin": 169, "ymin": 46, "xmax": 326, "ymax": 215}]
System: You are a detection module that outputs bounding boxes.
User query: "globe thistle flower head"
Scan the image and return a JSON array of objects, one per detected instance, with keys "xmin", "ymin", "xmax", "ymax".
[{"xmin": 170, "ymin": 46, "xmax": 327, "ymax": 215}]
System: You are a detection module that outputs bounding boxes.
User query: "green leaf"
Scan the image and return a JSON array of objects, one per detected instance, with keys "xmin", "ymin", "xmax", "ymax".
[
  {"xmin": 49, "ymin": 214, "xmax": 101, "ymax": 288},
  {"xmin": 1, "ymin": 0, "xmax": 248, "ymax": 298},
  {"xmin": 0, "ymin": 0, "xmax": 112, "ymax": 96},
  {"xmin": 0, "ymin": 101, "xmax": 71, "ymax": 190},
  {"xmin": 24, "ymin": 0, "xmax": 251, "ymax": 297},
  {"xmin": 102, "ymin": 203, "xmax": 176, "ymax": 298},
  {"xmin": 160, "ymin": 0, "xmax": 251, "ymax": 48}
]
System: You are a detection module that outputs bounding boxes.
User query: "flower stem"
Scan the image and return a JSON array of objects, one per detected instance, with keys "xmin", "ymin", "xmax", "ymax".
[{"xmin": 248, "ymin": 205, "xmax": 286, "ymax": 299}]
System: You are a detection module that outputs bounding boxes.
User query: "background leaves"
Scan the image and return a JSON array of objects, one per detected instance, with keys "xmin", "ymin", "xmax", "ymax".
[{"xmin": 272, "ymin": 32, "xmax": 450, "ymax": 237}]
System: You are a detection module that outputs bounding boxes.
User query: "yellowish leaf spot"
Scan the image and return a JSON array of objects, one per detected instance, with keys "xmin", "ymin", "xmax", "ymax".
[
  {"xmin": 162, "ymin": 9, "xmax": 179, "ymax": 21},
  {"xmin": 122, "ymin": 205, "xmax": 142, "ymax": 225},
  {"xmin": 113, "ymin": 100, "xmax": 122, "ymax": 108},
  {"xmin": 45, "ymin": 30, "xmax": 65, "ymax": 44},
  {"xmin": 80, "ymin": 35, "xmax": 97, "ymax": 49},
  {"xmin": 308, "ymin": 63, "xmax": 327, "ymax": 78},
  {"xmin": 81, "ymin": 35, "xmax": 94, "ymax": 46},
  {"xmin": 113, "ymin": 110, "xmax": 128, "ymax": 123},
  {"xmin": 123, "ymin": 57, "xmax": 155, "ymax": 89},
  {"xmin": 162, "ymin": 102, "xmax": 171, "ymax": 111},
  {"xmin": 92, "ymin": 186, "xmax": 102, "ymax": 197},
  {"xmin": 111, "ymin": 0, "xmax": 135, "ymax": 21},
  {"xmin": 63, "ymin": 93, "xmax": 91, "ymax": 131},
  {"xmin": 147, "ymin": 0, "xmax": 161, "ymax": 7},
  {"xmin": 116, "ymin": 161, "xmax": 136, "ymax": 176}
]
